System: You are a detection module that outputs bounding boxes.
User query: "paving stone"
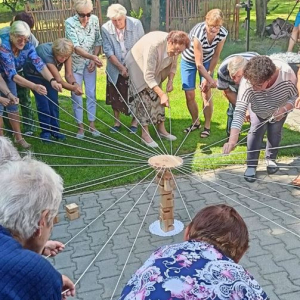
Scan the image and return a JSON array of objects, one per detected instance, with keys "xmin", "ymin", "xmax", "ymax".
[
  {"xmin": 249, "ymin": 254, "xmax": 284, "ymax": 274},
  {"xmin": 263, "ymin": 244, "xmax": 296, "ymax": 262},
  {"xmin": 264, "ymin": 272, "xmax": 300, "ymax": 295}
]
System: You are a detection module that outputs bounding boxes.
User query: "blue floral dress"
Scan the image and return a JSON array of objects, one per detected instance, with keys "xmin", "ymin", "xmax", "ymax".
[{"xmin": 119, "ymin": 241, "xmax": 269, "ymax": 300}]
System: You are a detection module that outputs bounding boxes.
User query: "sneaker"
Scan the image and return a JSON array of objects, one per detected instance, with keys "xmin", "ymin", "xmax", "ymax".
[
  {"xmin": 158, "ymin": 132, "xmax": 177, "ymax": 141},
  {"xmin": 76, "ymin": 132, "xmax": 85, "ymax": 139},
  {"xmin": 15, "ymin": 138, "xmax": 31, "ymax": 149},
  {"xmin": 266, "ymin": 159, "xmax": 279, "ymax": 174},
  {"xmin": 24, "ymin": 131, "xmax": 34, "ymax": 136},
  {"xmin": 141, "ymin": 138, "xmax": 158, "ymax": 148},
  {"xmin": 52, "ymin": 132, "xmax": 66, "ymax": 141},
  {"xmin": 244, "ymin": 167, "xmax": 256, "ymax": 183},
  {"xmin": 40, "ymin": 133, "xmax": 52, "ymax": 144},
  {"xmin": 89, "ymin": 128, "xmax": 101, "ymax": 137}
]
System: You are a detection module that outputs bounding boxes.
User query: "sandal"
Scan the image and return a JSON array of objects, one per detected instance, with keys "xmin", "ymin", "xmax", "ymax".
[
  {"xmin": 292, "ymin": 175, "xmax": 300, "ymax": 187},
  {"xmin": 183, "ymin": 123, "xmax": 201, "ymax": 133},
  {"xmin": 200, "ymin": 128, "xmax": 210, "ymax": 138},
  {"xmin": 15, "ymin": 138, "xmax": 31, "ymax": 149}
]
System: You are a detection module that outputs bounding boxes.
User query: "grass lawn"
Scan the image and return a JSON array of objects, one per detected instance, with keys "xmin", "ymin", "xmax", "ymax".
[{"xmin": 1, "ymin": 0, "xmax": 300, "ymax": 194}]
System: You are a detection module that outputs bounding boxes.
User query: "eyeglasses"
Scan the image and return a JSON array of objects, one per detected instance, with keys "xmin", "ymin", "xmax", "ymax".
[
  {"xmin": 208, "ymin": 25, "xmax": 221, "ymax": 30},
  {"xmin": 13, "ymin": 35, "xmax": 29, "ymax": 43},
  {"xmin": 77, "ymin": 11, "xmax": 92, "ymax": 18}
]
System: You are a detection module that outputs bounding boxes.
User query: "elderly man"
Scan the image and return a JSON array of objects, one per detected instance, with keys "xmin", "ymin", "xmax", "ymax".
[
  {"xmin": 223, "ymin": 56, "xmax": 298, "ymax": 182},
  {"xmin": 217, "ymin": 52, "xmax": 258, "ymax": 136},
  {"xmin": 0, "ymin": 137, "xmax": 75, "ymax": 299}
]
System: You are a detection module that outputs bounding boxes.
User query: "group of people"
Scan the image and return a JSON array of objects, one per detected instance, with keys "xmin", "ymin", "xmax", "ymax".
[{"xmin": 0, "ymin": 135, "xmax": 269, "ymax": 299}]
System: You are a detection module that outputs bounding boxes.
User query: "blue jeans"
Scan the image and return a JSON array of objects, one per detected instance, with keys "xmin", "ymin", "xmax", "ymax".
[
  {"xmin": 26, "ymin": 75, "xmax": 60, "ymax": 137},
  {"xmin": 181, "ymin": 59, "xmax": 211, "ymax": 91}
]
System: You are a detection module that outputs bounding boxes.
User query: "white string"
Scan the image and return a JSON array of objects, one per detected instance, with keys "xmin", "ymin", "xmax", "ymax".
[
  {"xmin": 105, "ymin": 71, "xmax": 165, "ymax": 155},
  {"xmin": 168, "ymin": 105, "xmax": 173, "ymax": 155},
  {"xmin": 49, "ymin": 163, "xmax": 148, "ymax": 167},
  {"xmin": 174, "ymin": 89, "xmax": 215, "ymax": 156},
  {"xmin": 176, "ymin": 167, "xmax": 300, "ymax": 239},
  {"xmin": 169, "ymin": 168, "xmax": 192, "ymax": 221},
  {"xmin": 64, "ymin": 165, "xmax": 151, "ymax": 194},
  {"xmin": 17, "ymin": 102, "xmax": 152, "ymax": 159},
  {"xmin": 63, "ymin": 171, "xmax": 158, "ymax": 292},
  {"xmin": 109, "ymin": 169, "xmax": 165, "ymax": 299},
  {"xmin": 179, "ymin": 165, "xmax": 300, "ymax": 222}
]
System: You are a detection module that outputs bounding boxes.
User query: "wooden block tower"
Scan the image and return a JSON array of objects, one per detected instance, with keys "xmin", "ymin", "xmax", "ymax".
[{"xmin": 148, "ymin": 155, "xmax": 183, "ymax": 233}]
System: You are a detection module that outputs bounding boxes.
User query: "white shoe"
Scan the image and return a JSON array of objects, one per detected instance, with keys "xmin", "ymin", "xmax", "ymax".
[
  {"xmin": 76, "ymin": 132, "xmax": 85, "ymax": 139},
  {"xmin": 141, "ymin": 138, "xmax": 158, "ymax": 148},
  {"xmin": 158, "ymin": 132, "xmax": 177, "ymax": 141},
  {"xmin": 89, "ymin": 128, "xmax": 101, "ymax": 137}
]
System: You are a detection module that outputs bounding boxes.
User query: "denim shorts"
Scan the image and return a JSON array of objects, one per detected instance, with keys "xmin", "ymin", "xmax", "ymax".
[
  {"xmin": 295, "ymin": 11, "xmax": 300, "ymax": 27},
  {"xmin": 181, "ymin": 59, "xmax": 211, "ymax": 91}
]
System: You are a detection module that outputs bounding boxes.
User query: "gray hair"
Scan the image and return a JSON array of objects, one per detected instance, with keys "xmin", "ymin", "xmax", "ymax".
[
  {"xmin": 228, "ymin": 56, "xmax": 248, "ymax": 77},
  {"xmin": 0, "ymin": 136, "xmax": 21, "ymax": 163},
  {"xmin": 73, "ymin": 0, "xmax": 93, "ymax": 12},
  {"xmin": 107, "ymin": 3, "xmax": 127, "ymax": 19},
  {"xmin": 0, "ymin": 158, "xmax": 63, "ymax": 240},
  {"xmin": 10, "ymin": 20, "xmax": 31, "ymax": 37}
]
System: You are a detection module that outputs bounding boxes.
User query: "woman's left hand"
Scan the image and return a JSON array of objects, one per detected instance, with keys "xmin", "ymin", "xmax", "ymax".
[
  {"xmin": 62, "ymin": 275, "xmax": 76, "ymax": 299},
  {"xmin": 88, "ymin": 60, "xmax": 96, "ymax": 73},
  {"xmin": 166, "ymin": 80, "xmax": 173, "ymax": 93},
  {"xmin": 51, "ymin": 81, "xmax": 63, "ymax": 92},
  {"xmin": 42, "ymin": 240, "xmax": 65, "ymax": 257}
]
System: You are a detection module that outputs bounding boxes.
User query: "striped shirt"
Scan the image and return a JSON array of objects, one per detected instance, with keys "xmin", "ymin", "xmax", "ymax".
[
  {"xmin": 182, "ymin": 22, "xmax": 228, "ymax": 64},
  {"xmin": 232, "ymin": 58, "xmax": 298, "ymax": 130},
  {"xmin": 217, "ymin": 52, "xmax": 259, "ymax": 91}
]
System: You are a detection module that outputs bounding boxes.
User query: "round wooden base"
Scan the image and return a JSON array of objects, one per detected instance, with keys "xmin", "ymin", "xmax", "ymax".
[{"xmin": 148, "ymin": 155, "xmax": 183, "ymax": 169}]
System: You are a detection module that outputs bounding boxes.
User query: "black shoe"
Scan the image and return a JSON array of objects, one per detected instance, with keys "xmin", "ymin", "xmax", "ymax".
[
  {"xmin": 244, "ymin": 167, "xmax": 257, "ymax": 183},
  {"xmin": 266, "ymin": 159, "xmax": 279, "ymax": 174}
]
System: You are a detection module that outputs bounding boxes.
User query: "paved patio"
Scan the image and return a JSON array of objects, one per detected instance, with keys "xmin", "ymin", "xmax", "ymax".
[{"xmin": 50, "ymin": 110, "xmax": 300, "ymax": 300}]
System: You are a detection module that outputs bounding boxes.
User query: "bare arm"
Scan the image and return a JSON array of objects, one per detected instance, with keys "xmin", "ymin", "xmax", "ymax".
[
  {"xmin": 193, "ymin": 38, "xmax": 215, "ymax": 85},
  {"xmin": 223, "ymin": 89, "xmax": 237, "ymax": 105},
  {"xmin": 74, "ymin": 47, "xmax": 102, "ymax": 67},
  {"xmin": 108, "ymin": 55, "xmax": 128, "ymax": 77}
]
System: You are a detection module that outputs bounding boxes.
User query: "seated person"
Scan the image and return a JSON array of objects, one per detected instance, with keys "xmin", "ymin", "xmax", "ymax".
[
  {"xmin": 217, "ymin": 52, "xmax": 258, "ymax": 136},
  {"xmin": 119, "ymin": 204, "xmax": 268, "ymax": 300},
  {"xmin": 0, "ymin": 153, "xmax": 75, "ymax": 299}
]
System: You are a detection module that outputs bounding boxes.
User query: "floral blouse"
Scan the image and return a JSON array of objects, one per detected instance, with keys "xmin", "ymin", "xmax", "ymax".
[
  {"xmin": 65, "ymin": 14, "xmax": 102, "ymax": 74},
  {"xmin": 119, "ymin": 241, "xmax": 269, "ymax": 300},
  {"xmin": 0, "ymin": 33, "xmax": 44, "ymax": 81}
]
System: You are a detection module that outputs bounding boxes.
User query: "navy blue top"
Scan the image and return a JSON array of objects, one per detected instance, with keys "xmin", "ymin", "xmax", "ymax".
[{"xmin": 0, "ymin": 226, "xmax": 63, "ymax": 300}]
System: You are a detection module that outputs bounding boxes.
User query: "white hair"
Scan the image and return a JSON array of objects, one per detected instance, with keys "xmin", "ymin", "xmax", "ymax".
[
  {"xmin": 10, "ymin": 20, "xmax": 31, "ymax": 37},
  {"xmin": 0, "ymin": 136, "xmax": 21, "ymax": 164},
  {"xmin": 107, "ymin": 3, "xmax": 127, "ymax": 19},
  {"xmin": 0, "ymin": 158, "xmax": 63, "ymax": 240},
  {"xmin": 73, "ymin": 0, "xmax": 93, "ymax": 12},
  {"xmin": 228, "ymin": 56, "xmax": 248, "ymax": 77}
]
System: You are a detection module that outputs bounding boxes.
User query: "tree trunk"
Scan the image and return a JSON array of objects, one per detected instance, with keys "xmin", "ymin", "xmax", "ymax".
[
  {"xmin": 256, "ymin": 0, "xmax": 267, "ymax": 37},
  {"xmin": 150, "ymin": 0, "xmax": 160, "ymax": 30},
  {"xmin": 118, "ymin": 0, "xmax": 131, "ymax": 12}
]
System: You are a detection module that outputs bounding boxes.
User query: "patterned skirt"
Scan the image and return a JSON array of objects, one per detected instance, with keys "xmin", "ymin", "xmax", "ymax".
[
  {"xmin": 128, "ymin": 86, "xmax": 165, "ymax": 126},
  {"xmin": 106, "ymin": 75, "xmax": 130, "ymax": 116}
]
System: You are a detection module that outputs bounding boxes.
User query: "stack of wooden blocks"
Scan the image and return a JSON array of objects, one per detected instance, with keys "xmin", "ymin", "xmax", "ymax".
[
  {"xmin": 157, "ymin": 171, "xmax": 175, "ymax": 232},
  {"xmin": 66, "ymin": 203, "xmax": 80, "ymax": 220}
]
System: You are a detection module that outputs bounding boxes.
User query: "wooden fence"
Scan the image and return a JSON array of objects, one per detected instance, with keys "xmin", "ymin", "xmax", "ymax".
[
  {"xmin": 25, "ymin": 0, "xmax": 102, "ymax": 44},
  {"xmin": 166, "ymin": 0, "xmax": 240, "ymax": 40}
]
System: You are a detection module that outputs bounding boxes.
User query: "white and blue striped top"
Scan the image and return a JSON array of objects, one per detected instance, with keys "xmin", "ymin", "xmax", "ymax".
[{"xmin": 182, "ymin": 22, "xmax": 228, "ymax": 64}]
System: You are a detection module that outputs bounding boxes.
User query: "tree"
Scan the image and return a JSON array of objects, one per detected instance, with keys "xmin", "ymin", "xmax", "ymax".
[
  {"xmin": 1, "ymin": 0, "xmax": 24, "ymax": 12},
  {"xmin": 255, "ymin": 0, "xmax": 267, "ymax": 37}
]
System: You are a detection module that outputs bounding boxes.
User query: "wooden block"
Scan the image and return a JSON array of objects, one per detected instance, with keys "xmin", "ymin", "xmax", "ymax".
[
  {"xmin": 160, "ymin": 199, "xmax": 174, "ymax": 209},
  {"xmin": 164, "ymin": 179, "xmax": 173, "ymax": 192},
  {"xmin": 170, "ymin": 179, "xmax": 175, "ymax": 189},
  {"xmin": 53, "ymin": 215, "xmax": 59, "ymax": 224},
  {"xmin": 160, "ymin": 208, "xmax": 174, "ymax": 220},
  {"xmin": 162, "ymin": 171, "xmax": 172, "ymax": 180},
  {"xmin": 65, "ymin": 203, "xmax": 79, "ymax": 213},
  {"xmin": 67, "ymin": 210, "xmax": 80, "ymax": 220},
  {"xmin": 159, "ymin": 186, "xmax": 172, "ymax": 195},
  {"xmin": 160, "ymin": 217, "xmax": 174, "ymax": 232}
]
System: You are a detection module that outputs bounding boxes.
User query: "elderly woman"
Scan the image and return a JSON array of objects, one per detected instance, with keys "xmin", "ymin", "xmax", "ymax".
[
  {"xmin": 102, "ymin": 4, "xmax": 144, "ymax": 133},
  {"xmin": 120, "ymin": 204, "xmax": 268, "ymax": 299},
  {"xmin": 181, "ymin": 9, "xmax": 227, "ymax": 138},
  {"xmin": 0, "ymin": 20, "xmax": 62, "ymax": 149},
  {"xmin": 223, "ymin": 56, "xmax": 298, "ymax": 182},
  {"xmin": 125, "ymin": 30, "xmax": 190, "ymax": 148},
  {"xmin": 24, "ymin": 38, "xmax": 83, "ymax": 143},
  {"xmin": 0, "ymin": 156, "xmax": 75, "ymax": 298},
  {"xmin": 65, "ymin": 0, "xmax": 103, "ymax": 139}
]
